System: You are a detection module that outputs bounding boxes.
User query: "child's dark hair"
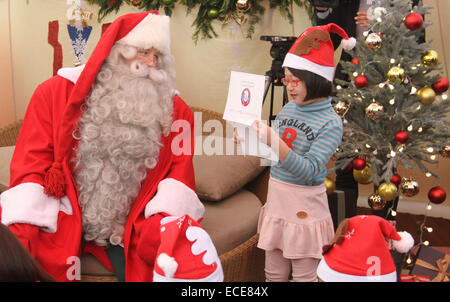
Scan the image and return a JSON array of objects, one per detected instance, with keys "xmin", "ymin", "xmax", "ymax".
[
  {"xmin": 0, "ymin": 223, "xmax": 55, "ymax": 282},
  {"xmin": 287, "ymin": 67, "xmax": 333, "ymax": 101}
]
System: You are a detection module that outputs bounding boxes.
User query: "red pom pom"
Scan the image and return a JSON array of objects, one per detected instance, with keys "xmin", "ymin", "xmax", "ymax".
[
  {"xmin": 390, "ymin": 173, "xmax": 402, "ymax": 187},
  {"xmin": 355, "ymin": 75, "xmax": 368, "ymax": 88},
  {"xmin": 351, "ymin": 58, "xmax": 360, "ymax": 64},
  {"xmin": 405, "ymin": 12, "xmax": 423, "ymax": 30},
  {"xmin": 432, "ymin": 77, "xmax": 449, "ymax": 94},
  {"xmin": 428, "ymin": 186, "xmax": 446, "ymax": 204},
  {"xmin": 395, "ymin": 131, "xmax": 409, "ymax": 144},
  {"xmin": 43, "ymin": 162, "xmax": 66, "ymax": 198},
  {"xmin": 352, "ymin": 158, "xmax": 366, "ymax": 170}
]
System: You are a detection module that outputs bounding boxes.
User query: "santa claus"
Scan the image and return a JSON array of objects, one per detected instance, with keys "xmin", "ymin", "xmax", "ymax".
[{"xmin": 0, "ymin": 12, "xmax": 222, "ymax": 282}]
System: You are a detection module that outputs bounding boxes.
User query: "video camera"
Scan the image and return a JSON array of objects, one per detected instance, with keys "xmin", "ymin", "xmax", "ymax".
[
  {"xmin": 308, "ymin": 0, "xmax": 339, "ymax": 9},
  {"xmin": 260, "ymin": 35, "xmax": 296, "ymax": 81}
]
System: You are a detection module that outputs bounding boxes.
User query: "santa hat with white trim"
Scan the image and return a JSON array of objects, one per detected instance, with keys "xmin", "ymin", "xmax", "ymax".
[
  {"xmin": 317, "ymin": 215, "xmax": 414, "ymax": 282},
  {"xmin": 43, "ymin": 11, "xmax": 171, "ymax": 199},
  {"xmin": 153, "ymin": 215, "xmax": 224, "ymax": 282},
  {"xmin": 282, "ymin": 23, "xmax": 356, "ymax": 81}
]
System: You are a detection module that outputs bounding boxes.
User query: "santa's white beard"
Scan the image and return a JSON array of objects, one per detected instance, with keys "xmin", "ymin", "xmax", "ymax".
[{"xmin": 73, "ymin": 59, "xmax": 174, "ymax": 246}]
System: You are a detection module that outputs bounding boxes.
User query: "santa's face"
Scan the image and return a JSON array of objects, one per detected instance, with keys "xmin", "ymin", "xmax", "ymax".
[{"xmin": 124, "ymin": 47, "xmax": 161, "ymax": 68}]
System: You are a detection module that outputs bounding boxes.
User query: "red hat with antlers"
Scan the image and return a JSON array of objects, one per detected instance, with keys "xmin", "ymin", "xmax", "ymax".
[{"xmin": 282, "ymin": 23, "xmax": 356, "ymax": 81}]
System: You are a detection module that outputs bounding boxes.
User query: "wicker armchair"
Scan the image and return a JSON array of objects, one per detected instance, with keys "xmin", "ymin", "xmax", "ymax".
[{"xmin": 0, "ymin": 107, "xmax": 267, "ymax": 282}]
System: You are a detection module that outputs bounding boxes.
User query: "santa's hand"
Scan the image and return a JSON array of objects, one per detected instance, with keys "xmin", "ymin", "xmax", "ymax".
[
  {"xmin": 8, "ymin": 223, "xmax": 40, "ymax": 256},
  {"xmin": 185, "ymin": 226, "xmax": 219, "ymax": 266}
]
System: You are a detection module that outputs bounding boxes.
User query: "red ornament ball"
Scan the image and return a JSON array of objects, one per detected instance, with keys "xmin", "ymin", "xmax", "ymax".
[
  {"xmin": 432, "ymin": 77, "xmax": 449, "ymax": 94},
  {"xmin": 395, "ymin": 131, "xmax": 409, "ymax": 144},
  {"xmin": 390, "ymin": 173, "xmax": 402, "ymax": 187},
  {"xmin": 352, "ymin": 158, "xmax": 366, "ymax": 170},
  {"xmin": 355, "ymin": 75, "xmax": 368, "ymax": 88},
  {"xmin": 352, "ymin": 58, "xmax": 360, "ymax": 64},
  {"xmin": 428, "ymin": 186, "xmax": 446, "ymax": 204},
  {"xmin": 405, "ymin": 12, "xmax": 423, "ymax": 30}
]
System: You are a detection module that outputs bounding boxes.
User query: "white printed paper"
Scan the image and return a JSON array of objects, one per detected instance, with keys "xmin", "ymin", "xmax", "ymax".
[{"xmin": 223, "ymin": 71, "xmax": 279, "ymax": 163}]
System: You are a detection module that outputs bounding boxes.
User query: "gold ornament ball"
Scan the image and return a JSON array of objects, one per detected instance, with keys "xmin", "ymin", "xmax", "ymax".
[
  {"xmin": 130, "ymin": 0, "xmax": 141, "ymax": 6},
  {"xmin": 333, "ymin": 101, "xmax": 350, "ymax": 117},
  {"xmin": 325, "ymin": 177, "xmax": 336, "ymax": 195},
  {"xmin": 353, "ymin": 166, "xmax": 374, "ymax": 184},
  {"xmin": 377, "ymin": 182, "xmax": 398, "ymax": 201},
  {"xmin": 440, "ymin": 145, "xmax": 450, "ymax": 158},
  {"xmin": 422, "ymin": 50, "xmax": 439, "ymax": 67},
  {"xmin": 365, "ymin": 33, "xmax": 382, "ymax": 50},
  {"xmin": 368, "ymin": 194, "xmax": 387, "ymax": 210},
  {"xmin": 365, "ymin": 102, "xmax": 384, "ymax": 120},
  {"xmin": 417, "ymin": 87, "xmax": 436, "ymax": 105},
  {"xmin": 387, "ymin": 66, "xmax": 406, "ymax": 83},
  {"xmin": 400, "ymin": 177, "xmax": 420, "ymax": 197},
  {"xmin": 207, "ymin": 9, "xmax": 219, "ymax": 18}
]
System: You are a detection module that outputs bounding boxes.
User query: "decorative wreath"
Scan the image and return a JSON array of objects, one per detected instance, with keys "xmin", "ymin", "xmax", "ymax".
[{"xmin": 86, "ymin": 0, "xmax": 314, "ymax": 43}]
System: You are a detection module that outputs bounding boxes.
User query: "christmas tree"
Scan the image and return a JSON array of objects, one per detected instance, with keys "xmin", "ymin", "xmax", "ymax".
[{"xmin": 331, "ymin": 0, "xmax": 449, "ymax": 223}]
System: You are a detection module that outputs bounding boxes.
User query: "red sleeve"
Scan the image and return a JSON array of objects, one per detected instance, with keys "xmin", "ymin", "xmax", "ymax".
[
  {"xmin": 9, "ymin": 77, "xmax": 73, "ymax": 188},
  {"xmin": 164, "ymin": 96, "xmax": 196, "ymax": 191}
]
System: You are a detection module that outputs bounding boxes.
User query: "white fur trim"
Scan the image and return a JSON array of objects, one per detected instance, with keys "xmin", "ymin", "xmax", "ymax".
[
  {"xmin": 341, "ymin": 37, "xmax": 357, "ymax": 51},
  {"xmin": 57, "ymin": 64, "xmax": 85, "ymax": 84},
  {"xmin": 156, "ymin": 253, "xmax": 178, "ymax": 278},
  {"xmin": 317, "ymin": 258, "xmax": 397, "ymax": 282},
  {"xmin": 186, "ymin": 226, "xmax": 219, "ymax": 266},
  {"xmin": 144, "ymin": 178, "xmax": 205, "ymax": 221},
  {"xmin": 153, "ymin": 261, "xmax": 224, "ymax": 282},
  {"xmin": 282, "ymin": 53, "xmax": 335, "ymax": 81},
  {"xmin": 116, "ymin": 13, "xmax": 171, "ymax": 54},
  {"xmin": 392, "ymin": 231, "xmax": 415, "ymax": 254},
  {"xmin": 0, "ymin": 183, "xmax": 72, "ymax": 233}
]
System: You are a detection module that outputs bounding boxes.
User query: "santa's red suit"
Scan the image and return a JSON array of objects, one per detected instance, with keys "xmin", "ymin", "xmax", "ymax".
[{"xmin": 0, "ymin": 12, "xmax": 217, "ymax": 282}]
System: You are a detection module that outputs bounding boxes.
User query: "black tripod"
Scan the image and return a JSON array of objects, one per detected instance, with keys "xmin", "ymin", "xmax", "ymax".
[{"xmin": 263, "ymin": 69, "xmax": 289, "ymax": 126}]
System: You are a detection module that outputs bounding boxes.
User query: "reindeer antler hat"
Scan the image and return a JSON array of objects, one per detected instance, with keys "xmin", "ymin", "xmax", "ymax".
[{"xmin": 282, "ymin": 23, "xmax": 356, "ymax": 81}]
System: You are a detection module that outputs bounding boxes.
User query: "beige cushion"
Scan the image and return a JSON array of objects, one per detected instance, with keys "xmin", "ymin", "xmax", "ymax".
[
  {"xmin": 193, "ymin": 137, "xmax": 266, "ymax": 201},
  {"xmin": 0, "ymin": 146, "xmax": 14, "ymax": 192},
  {"xmin": 201, "ymin": 189, "xmax": 262, "ymax": 255}
]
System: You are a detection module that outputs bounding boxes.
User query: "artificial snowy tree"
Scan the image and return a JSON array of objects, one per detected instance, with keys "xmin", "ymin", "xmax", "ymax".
[{"xmin": 331, "ymin": 0, "xmax": 449, "ymax": 221}]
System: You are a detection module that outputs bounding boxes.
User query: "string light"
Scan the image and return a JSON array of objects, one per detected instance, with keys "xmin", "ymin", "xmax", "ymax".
[
  {"xmin": 365, "ymin": 144, "xmax": 371, "ymax": 148},
  {"xmin": 390, "ymin": 58, "xmax": 396, "ymax": 64},
  {"xmin": 406, "ymin": 257, "xmax": 412, "ymax": 264},
  {"xmin": 353, "ymin": 72, "xmax": 358, "ymax": 77},
  {"xmin": 388, "ymin": 84, "xmax": 394, "ymax": 90},
  {"xmin": 379, "ymin": 83, "xmax": 385, "ymax": 88},
  {"xmin": 411, "ymin": 87, "xmax": 417, "ymax": 94},
  {"xmin": 417, "ymin": 127, "xmax": 423, "ymax": 133},
  {"xmin": 336, "ymin": 85, "xmax": 342, "ymax": 90},
  {"xmin": 425, "ymin": 172, "xmax": 432, "ymax": 177},
  {"xmin": 391, "ymin": 210, "xmax": 397, "ymax": 216},
  {"xmin": 430, "ymin": 155, "xmax": 436, "ymax": 160},
  {"xmin": 442, "ymin": 94, "xmax": 448, "ymax": 100},
  {"xmin": 427, "ymin": 204, "xmax": 432, "ymax": 210},
  {"xmin": 416, "ymin": 105, "xmax": 421, "ymax": 111},
  {"xmin": 407, "ymin": 125, "xmax": 413, "ymax": 131},
  {"xmin": 390, "ymin": 150, "xmax": 397, "ymax": 157},
  {"xmin": 426, "ymin": 147, "xmax": 434, "ymax": 153},
  {"xmin": 424, "ymin": 240, "xmax": 429, "ymax": 246},
  {"xmin": 389, "ymin": 98, "xmax": 395, "ymax": 105},
  {"xmin": 426, "ymin": 227, "xmax": 433, "ymax": 233}
]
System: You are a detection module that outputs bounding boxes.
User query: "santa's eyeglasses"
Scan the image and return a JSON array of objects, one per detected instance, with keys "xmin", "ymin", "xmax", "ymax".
[{"xmin": 281, "ymin": 78, "xmax": 301, "ymax": 87}]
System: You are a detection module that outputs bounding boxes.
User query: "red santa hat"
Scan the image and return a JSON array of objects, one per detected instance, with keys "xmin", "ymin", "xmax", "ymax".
[
  {"xmin": 282, "ymin": 23, "xmax": 356, "ymax": 81},
  {"xmin": 317, "ymin": 215, "xmax": 414, "ymax": 282},
  {"xmin": 43, "ymin": 11, "xmax": 170, "ymax": 198},
  {"xmin": 153, "ymin": 215, "xmax": 223, "ymax": 282}
]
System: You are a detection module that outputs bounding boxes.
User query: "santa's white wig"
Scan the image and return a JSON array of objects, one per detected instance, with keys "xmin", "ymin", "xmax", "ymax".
[{"xmin": 72, "ymin": 43, "xmax": 176, "ymax": 246}]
